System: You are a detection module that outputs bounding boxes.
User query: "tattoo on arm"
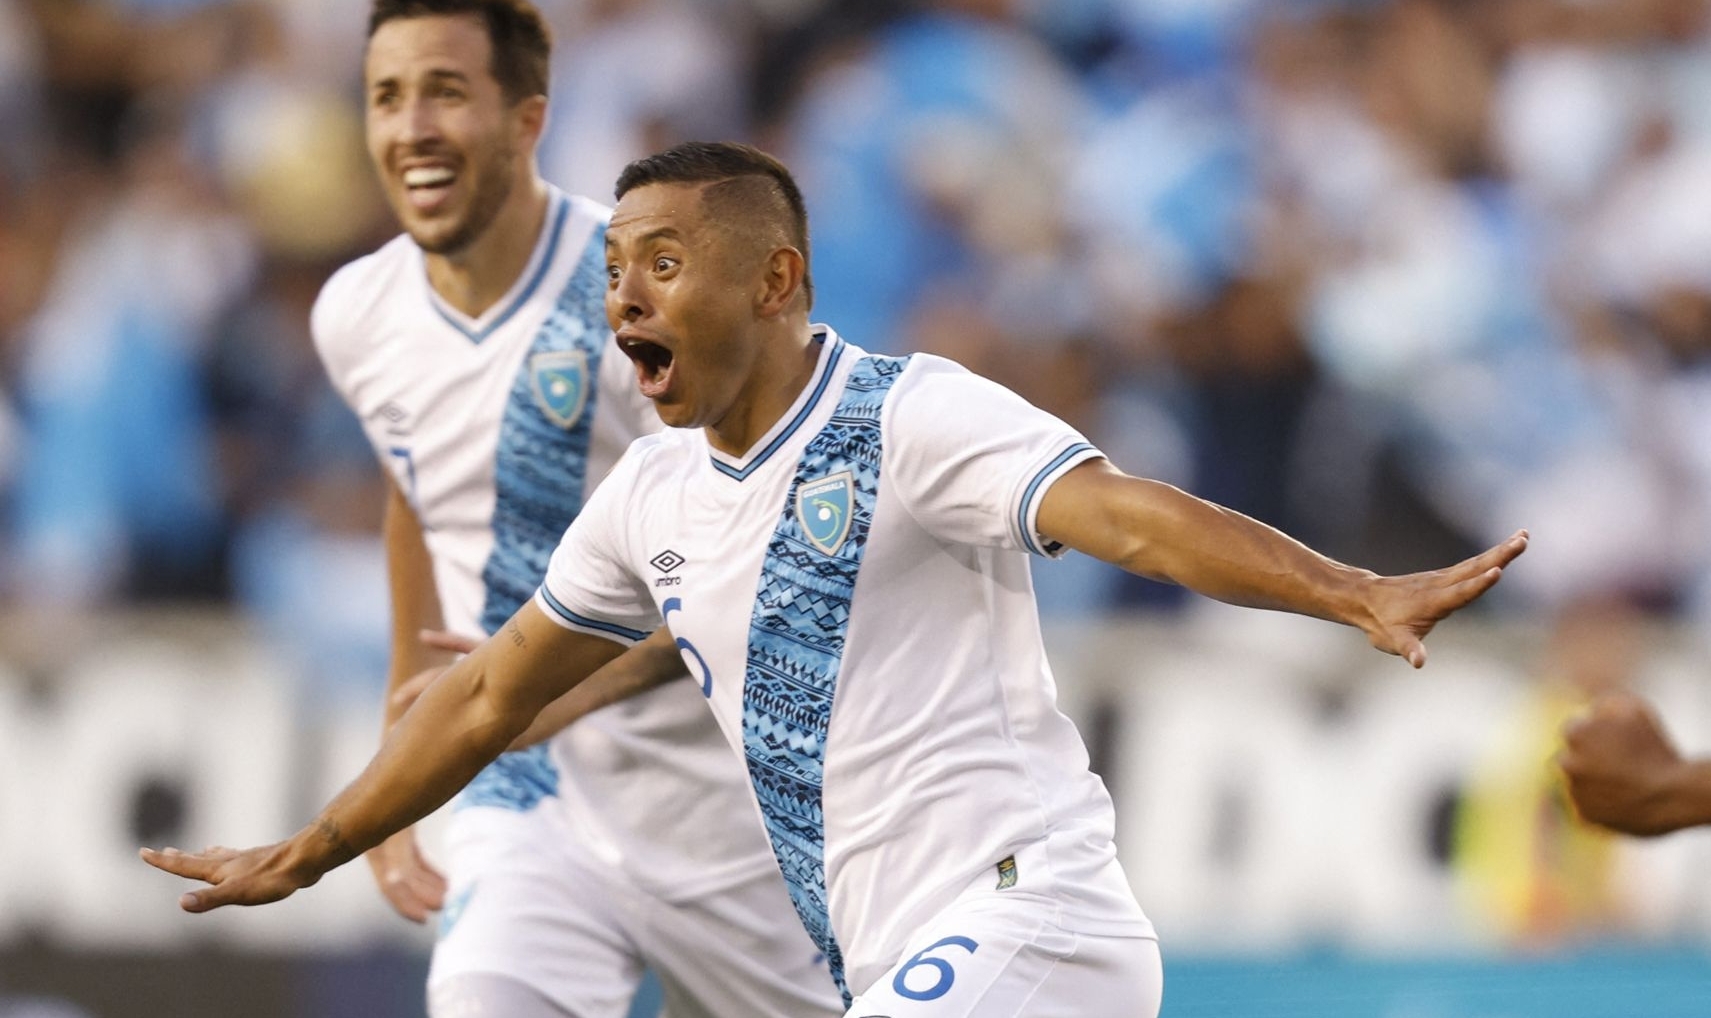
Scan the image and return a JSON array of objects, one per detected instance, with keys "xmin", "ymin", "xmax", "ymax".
[
  {"xmin": 316, "ymin": 819, "xmax": 359, "ymax": 866},
  {"xmin": 506, "ymin": 618, "xmax": 527, "ymax": 648}
]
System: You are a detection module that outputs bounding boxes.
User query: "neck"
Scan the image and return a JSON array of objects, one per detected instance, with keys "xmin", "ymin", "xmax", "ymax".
[
  {"xmin": 424, "ymin": 177, "xmax": 550, "ymax": 318},
  {"xmin": 707, "ymin": 320, "xmax": 820, "ymax": 458}
]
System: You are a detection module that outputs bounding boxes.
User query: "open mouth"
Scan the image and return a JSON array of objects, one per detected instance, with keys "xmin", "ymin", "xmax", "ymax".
[
  {"xmin": 402, "ymin": 165, "xmax": 457, "ymax": 211},
  {"xmin": 621, "ymin": 337, "xmax": 676, "ymax": 399}
]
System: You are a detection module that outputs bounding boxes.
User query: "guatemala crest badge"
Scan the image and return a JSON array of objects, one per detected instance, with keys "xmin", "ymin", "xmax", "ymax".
[
  {"xmin": 530, "ymin": 350, "xmax": 589, "ymax": 429},
  {"xmin": 796, "ymin": 471, "xmax": 854, "ymax": 555}
]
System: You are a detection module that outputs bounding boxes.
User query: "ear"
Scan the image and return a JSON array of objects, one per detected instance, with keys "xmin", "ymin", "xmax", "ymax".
[
  {"xmin": 755, "ymin": 246, "xmax": 806, "ymax": 320},
  {"xmin": 512, "ymin": 94, "xmax": 548, "ymax": 151}
]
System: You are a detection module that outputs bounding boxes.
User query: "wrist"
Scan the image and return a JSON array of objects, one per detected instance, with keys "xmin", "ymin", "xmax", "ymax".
[
  {"xmin": 283, "ymin": 817, "xmax": 359, "ymax": 885},
  {"xmin": 1326, "ymin": 564, "xmax": 1381, "ymax": 631},
  {"xmin": 1659, "ymin": 757, "xmax": 1711, "ymax": 834}
]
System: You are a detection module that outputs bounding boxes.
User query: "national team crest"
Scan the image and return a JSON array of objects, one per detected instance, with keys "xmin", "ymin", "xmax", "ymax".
[
  {"xmin": 530, "ymin": 350, "xmax": 590, "ymax": 429},
  {"xmin": 796, "ymin": 471, "xmax": 854, "ymax": 555}
]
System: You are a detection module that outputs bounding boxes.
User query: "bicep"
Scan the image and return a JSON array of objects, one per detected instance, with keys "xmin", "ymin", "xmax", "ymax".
[{"xmin": 1034, "ymin": 458, "xmax": 1195, "ymax": 576}]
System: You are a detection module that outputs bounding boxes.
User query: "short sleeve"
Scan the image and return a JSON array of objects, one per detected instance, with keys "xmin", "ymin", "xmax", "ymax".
[
  {"xmin": 309, "ymin": 263, "xmax": 361, "ymax": 406},
  {"xmin": 535, "ymin": 443, "xmax": 662, "ymax": 644},
  {"xmin": 884, "ymin": 356, "xmax": 1105, "ymax": 557}
]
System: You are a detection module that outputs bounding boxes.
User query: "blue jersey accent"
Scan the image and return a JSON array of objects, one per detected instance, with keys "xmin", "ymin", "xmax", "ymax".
[
  {"xmin": 741, "ymin": 353, "xmax": 909, "ymax": 1007},
  {"xmin": 431, "ymin": 197, "xmax": 572, "ymax": 344},
  {"xmin": 711, "ymin": 336, "xmax": 847, "ymax": 481},
  {"xmin": 1016, "ymin": 441, "xmax": 1096, "ymax": 556},
  {"xmin": 459, "ymin": 218, "xmax": 611, "ymax": 813},
  {"xmin": 540, "ymin": 585, "xmax": 650, "ymax": 644}
]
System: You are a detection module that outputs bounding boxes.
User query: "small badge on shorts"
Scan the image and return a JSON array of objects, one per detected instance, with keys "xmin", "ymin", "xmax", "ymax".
[
  {"xmin": 796, "ymin": 471, "xmax": 854, "ymax": 555},
  {"xmin": 996, "ymin": 855, "xmax": 1018, "ymax": 890},
  {"xmin": 530, "ymin": 350, "xmax": 590, "ymax": 430}
]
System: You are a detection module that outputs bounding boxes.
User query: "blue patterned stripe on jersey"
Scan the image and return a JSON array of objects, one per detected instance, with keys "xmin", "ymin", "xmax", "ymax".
[
  {"xmin": 431, "ymin": 197, "xmax": 571, "ymax": 344},
  {"xmin": 742, "ymin": 352, "xmax": 909, "ymax": 1007},
  {"xmin": 539, "ymin": 585, "xmax": 649, "ymax": 643},
  {"xmin": 1016, "ymin": 442, "xmax": 1097, "ymax": 556},
  {"xmin": 459, "ymin": 216, "xmax": 610, "ymax": 813},
  {"xmin": 711, "ymin": 336, "xmax": 846, "ymax": 482}
]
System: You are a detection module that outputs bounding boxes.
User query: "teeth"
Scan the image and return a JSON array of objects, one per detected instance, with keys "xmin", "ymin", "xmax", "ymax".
[{"xmin": 403, "ymin": 167, "xmax": 455, "ymax": 188}]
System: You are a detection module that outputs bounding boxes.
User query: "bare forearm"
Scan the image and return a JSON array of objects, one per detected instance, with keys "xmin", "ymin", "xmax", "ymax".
[
  {"xmin": 508, "ymin": 630, "xmax": 686, "ymax": 749},
  {"xmin": 383, "ymin": 480, "xmax": 449, "ymax": 729},
  {"xmin": 1658, "ymin": 759, "xmax": 1711, "ymax": 833},
  {"xmin": 1078, "ymin": 472, "xmax": 1373, "ymax": 627},
  {"xmin": 285, "ymin": 656, "xmax": 531, "ymax": 877}
]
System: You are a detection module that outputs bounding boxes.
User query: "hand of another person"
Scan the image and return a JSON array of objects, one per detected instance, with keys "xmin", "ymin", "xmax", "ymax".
[
  {"xmin": 1559, "ymin": 691, "xmax": 1695, "ymax": 836},
  {"xmin": 364, "ymin": 826, "xmax": 447, "ymax": 923},
  {"xmin": 1356, "ymin": 531, "xmax": 1528, "ymax": 667}
]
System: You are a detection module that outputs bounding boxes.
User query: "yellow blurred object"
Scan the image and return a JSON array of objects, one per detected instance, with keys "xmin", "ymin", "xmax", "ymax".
[
  {"xmin": 221, "ymin": 88, "xmax": 382, "ymax": 260},
  {"xmin": 1453, "ymin": 686, "xmax": 1623, "ymax": 947}
]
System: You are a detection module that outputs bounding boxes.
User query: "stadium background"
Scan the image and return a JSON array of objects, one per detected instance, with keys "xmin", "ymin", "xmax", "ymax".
[{"xmin": 2, "ymin": 0, "xmax": 1710, "ymax": 1014}]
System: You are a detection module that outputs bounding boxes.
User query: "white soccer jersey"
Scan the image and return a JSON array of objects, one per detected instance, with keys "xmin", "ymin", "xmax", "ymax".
[
  {"xmin": 538, "ymin": 328, "xmax": 1156, "ymax": 1002},
  {"xmin": 312, "ymin": 187, "xmax": 779, "ymax": 901}
]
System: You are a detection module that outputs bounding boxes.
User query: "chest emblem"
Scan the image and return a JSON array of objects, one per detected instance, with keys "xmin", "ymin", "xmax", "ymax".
[
  {"xmin": 530, "ymin": 350, "xmax": 590, "ymax": 430},
  {"xmin": 796, "ymin": 471, "xmax": 854, "ymax": 555}
]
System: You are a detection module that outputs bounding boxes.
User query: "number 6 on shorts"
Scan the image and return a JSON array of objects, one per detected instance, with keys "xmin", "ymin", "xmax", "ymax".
[{"xmin": 892, "ymin": 936, "xmax": 980, "ymax": 1002}]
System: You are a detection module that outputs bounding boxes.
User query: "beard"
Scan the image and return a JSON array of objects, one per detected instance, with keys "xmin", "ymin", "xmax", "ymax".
[{"xmin": 410, "ymin": 144, "xmax": 515, "ymax": 256}]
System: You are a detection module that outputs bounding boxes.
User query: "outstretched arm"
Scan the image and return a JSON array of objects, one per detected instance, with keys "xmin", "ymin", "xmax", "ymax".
[
  {"xmin": 140, "ymin": 600, "xmax": 628, "ymax": 912},
  {"xmin": 399, "ymin": 627, "xmax": 689, "ymax": 750},
  {"xmin": 1037, "ymin": 459, "xmax": 1527, "ymax": 667},
  {"xmin": 1559, "ymin": 691, "xmax": 1711, "ymax": 836}
]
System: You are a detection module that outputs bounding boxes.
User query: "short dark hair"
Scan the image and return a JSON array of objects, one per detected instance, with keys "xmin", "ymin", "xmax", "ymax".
[
  {"xmin": 615, "ymin": 142, "xmax": 814, "ymax": 309},
  {"xmin": 368, "ymin": 0, "xmax": 551, "ymax": 105}
]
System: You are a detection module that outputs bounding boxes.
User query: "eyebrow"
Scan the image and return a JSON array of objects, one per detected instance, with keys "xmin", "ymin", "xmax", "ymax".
[
  {"xmin": 605, "ymin": 227, "xmax": 685, "ymax": 250},
  {"xmin": 369, "ymin": 68, "xmax": 472, "ymax": 92}
]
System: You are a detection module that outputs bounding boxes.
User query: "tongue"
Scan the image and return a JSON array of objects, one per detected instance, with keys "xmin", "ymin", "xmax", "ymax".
[{"xmin": 637, "ymin": 357, "xmax": 674, "ymax": 400}]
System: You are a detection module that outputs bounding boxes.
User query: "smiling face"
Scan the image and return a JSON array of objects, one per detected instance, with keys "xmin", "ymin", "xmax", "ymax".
[
  {"xmin": 364, "ymin": 14, "xmax": 534, "ymax": 255},
  {"xmin": 604, "ymin": 182, "xmax": 770, "ymax": 432}
]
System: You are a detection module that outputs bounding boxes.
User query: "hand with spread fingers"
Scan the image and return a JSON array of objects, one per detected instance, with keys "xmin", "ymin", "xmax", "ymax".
[
  {"xmin": 1559, "ymin": 691, "xmax": 1711, "ymax": 836},
  {"xmin": 139, "ymin": 840, "xmax": 327, "ymax": 913},
  {"xmin": 1354, "ymin": 531, "xmax": 1530, "ymax": 668}
]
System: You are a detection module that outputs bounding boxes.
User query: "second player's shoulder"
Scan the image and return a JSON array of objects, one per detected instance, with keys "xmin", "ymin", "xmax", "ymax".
[{"xmin": 310, "ymin": 233, "xmax": 419, "ymax": 359}]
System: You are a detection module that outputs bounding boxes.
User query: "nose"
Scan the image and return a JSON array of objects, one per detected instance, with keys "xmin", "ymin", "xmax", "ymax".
[
  {"xmin": 607, "ymin": 266, "xmax": 648, "ymax": 325},
  {"xmin": 399, "ymin": 96, "xmax": 441, "ymax": 147}
]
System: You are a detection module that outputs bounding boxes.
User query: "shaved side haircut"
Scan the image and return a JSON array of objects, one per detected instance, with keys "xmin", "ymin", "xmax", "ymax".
[{"xmin": 615, "ymin": 142, "xmax": 815, "ymax": 309}]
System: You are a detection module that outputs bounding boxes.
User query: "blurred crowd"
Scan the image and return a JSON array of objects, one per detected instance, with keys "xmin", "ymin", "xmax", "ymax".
[{"xmin": 2, "ymin": 0, "xmax": 1710, "ymax": 651}]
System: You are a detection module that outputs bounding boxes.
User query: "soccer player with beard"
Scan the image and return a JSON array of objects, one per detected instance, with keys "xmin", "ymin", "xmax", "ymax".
[
  {"xmin": 145, "ymin": 141, "xmax": 1528, "ymax": 1015},
  {"xmin": 290, "ymin": 6, "xmax": 841, "ymax": 1017}
]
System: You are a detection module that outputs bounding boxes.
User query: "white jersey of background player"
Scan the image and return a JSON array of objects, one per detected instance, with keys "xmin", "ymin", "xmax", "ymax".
[{"xmin": 309, "ymin": 6, "xmax": 841, "ymax": 1018}]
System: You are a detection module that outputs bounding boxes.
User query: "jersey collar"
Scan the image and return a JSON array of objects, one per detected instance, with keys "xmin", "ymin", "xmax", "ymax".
[
  {"xmin": 708, "ymin": 325, "xmax": 845, "ymax": 482},
  {"xmin": 422, "ymin": 187, "xmax": 571, "ymax": 344}
]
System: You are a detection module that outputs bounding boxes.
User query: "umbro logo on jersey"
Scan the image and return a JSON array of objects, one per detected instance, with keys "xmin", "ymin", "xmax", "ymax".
[
  {"xmin": 796, "ymin": 471, "xmax": 854, "ymax": 555},
  {"xmin": 378, "ymin": 401, "xmax": 411, "ymax": 435},
  {"xmin": 651, "ymin": 549, "xmax": 685, "ymax": 586}
]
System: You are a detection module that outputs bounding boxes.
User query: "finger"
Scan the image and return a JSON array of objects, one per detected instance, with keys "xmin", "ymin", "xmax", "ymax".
[
  {"xmin": 404, "ymin": 867, "xmax": 447, "ymax": 912},
  {"xmin": 389, "ymin": 674, "xmax": 436, "ymax": 711},
  {"xmin": 1403, "ymin": 638, "xmax": 1426, "ymax": 669},
  {"xmin": 380, "ymin": 876, "xmax": 432, "ymax": 924},
  {"xmin": 181, "ymin": 878, "xmax": 251, "ymax": 913},
  {"xmin": 1447, "ymin": 531, "xmax": 1529, "ymax": 582},
  {"xmin": 1434, "ymin": 566, "xmax": 1505, "ymax": 614},
  {"xmin": 419, "ymin": 629, "xmax": 479, "ymax": 654},
  {"xmin": 140, "ymin": 846, "xmax": 223, "ymax": 882}
]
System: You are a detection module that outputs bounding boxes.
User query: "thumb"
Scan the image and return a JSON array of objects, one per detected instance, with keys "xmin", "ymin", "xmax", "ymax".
[{"xmin": 419, "ymin": 629, "xmax": 479, "ymax": 655}]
